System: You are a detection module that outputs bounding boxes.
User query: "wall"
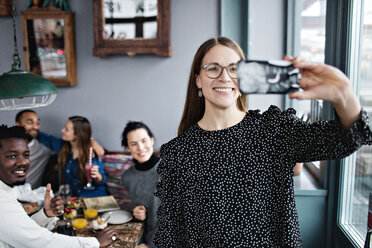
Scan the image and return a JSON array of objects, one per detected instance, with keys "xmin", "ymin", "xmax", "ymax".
[{"xmin": 0, "ymin": 0, "xmax": 283, "ymax": 151}]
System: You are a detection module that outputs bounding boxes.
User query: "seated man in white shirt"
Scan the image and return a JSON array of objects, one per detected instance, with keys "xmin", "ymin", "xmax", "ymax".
[{"xmin": 0, "ymin": 125, "xmax": 117, "ymax": 248}]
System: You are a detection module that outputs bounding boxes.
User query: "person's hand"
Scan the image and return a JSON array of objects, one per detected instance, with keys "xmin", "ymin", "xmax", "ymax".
[
  {"xmin": 91, "ymin": 165, "xmax": 100, "ymax": 178},
  {"xmin": 96, "ymin": 227, "xmax": 118, "ymax": 247},
  {"xmin": 91, "ymin": 139, "xmax": 105, "ymax": 160},
  {"xmin": 43, "ymin": 183, "xmax": 64, "ymax": 217},
  {"xmin": 136, "ymin": 244, "xmax": 149, "ymax": 248},
  {"xmin": 133, "ymin": 205, "xmax": 146, "ymax": 221},
  {"xmin": 91, "ymin": 165, "xmax": 103, "ymax": 183},
  {"xmin": 293, "ymin": 163, "xmax": 303, "ymax": 176},
  {"xmin": 285, "ymin": 56, "xmax": 361, "ymax": 128},
  {"xmin": 285, "ymin": 56, "xmax": 350, "ymax": 103}
]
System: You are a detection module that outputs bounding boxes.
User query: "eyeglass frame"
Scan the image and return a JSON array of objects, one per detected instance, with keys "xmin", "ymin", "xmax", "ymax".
[{"xmin": 200, "ymin": 63, "xmax": 238, "ymax": 79}]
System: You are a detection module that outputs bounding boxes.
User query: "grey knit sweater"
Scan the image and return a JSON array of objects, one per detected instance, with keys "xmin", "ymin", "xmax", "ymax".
[
  {"xmin": 26, "ymin": 139, "xmax": 54, "ymax": 189},
  {"xmin": 121, "ymin": 155, "xmax": 160, "ymax": 248}
]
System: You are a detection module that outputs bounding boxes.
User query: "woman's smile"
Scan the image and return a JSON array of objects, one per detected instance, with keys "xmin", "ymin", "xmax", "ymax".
[{"xmin": 214, "ymin": 87, "xmax": 234, "ymax": 94}]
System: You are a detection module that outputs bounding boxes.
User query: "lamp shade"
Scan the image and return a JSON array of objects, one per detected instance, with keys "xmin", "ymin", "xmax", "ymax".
[{"xmin": 0, "ymin": 68, "xmax": 58, "ymax": 110}]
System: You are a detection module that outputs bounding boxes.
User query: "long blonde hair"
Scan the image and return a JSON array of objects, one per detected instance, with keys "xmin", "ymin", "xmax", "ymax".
[
  {"xmin": 57, "ymin": 116, "xmax": 92, "ymax": 185},
  {"xmin": 178, "ymin": 37, "xmax": 247, "ymax": 135}
]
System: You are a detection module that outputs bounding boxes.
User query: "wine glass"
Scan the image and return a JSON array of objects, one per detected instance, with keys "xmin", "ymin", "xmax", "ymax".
[
  {"xmin": 84, "ymin": 162, "xmax": 95, "ymax": 190},
  {"xmin": 58, "ymin": 184, "xmax": 71, "ymax": 205},
  {"xmin": 57, "ymin": 184, "xmax": 72, "ymax": 224}
]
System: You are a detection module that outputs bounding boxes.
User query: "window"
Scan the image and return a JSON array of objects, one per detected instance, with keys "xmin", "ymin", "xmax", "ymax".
[
  {"xmin": 339, "ymin": 1, "xmax": 372, "ymax": 246},
  {"xmin": 296, "ymin": 0, "xmax": 326, "ymax": 121},
  {"xmin": 286, "ymin": 0, "xmax": 327, "ymax": 184}
]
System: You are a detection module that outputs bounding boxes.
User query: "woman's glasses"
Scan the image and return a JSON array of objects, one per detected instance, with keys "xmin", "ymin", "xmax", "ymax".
[{"xmin": 201, "ymin": 63, "xmax": 238, "ymax": 79}]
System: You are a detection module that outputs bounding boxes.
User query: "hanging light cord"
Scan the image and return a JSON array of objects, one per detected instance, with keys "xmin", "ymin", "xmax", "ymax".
[{"xmin": 11, "ymin": 0, "xmax": 21, "ymax": 71}]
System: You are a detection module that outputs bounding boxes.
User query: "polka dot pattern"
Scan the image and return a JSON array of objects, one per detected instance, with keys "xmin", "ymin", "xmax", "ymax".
[{"xmin": 155, "ymin": 105, "xmax": 371, "ymax": 248}]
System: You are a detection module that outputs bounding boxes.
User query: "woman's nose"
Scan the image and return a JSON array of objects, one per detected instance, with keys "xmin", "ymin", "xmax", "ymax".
[
  {"xmin": 218, "ymin": 68, "xmax": 231, "ymax": 81},
  {"xmin": 138, "ymin": 143, "xmax": 144, "ymax": 150}
]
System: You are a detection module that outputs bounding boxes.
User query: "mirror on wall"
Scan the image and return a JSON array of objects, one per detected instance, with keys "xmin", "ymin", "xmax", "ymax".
[
  {"xmin": 22, "ymin": 7, "xmax": 77, "ymax": 87},
  {"xmin": 0, "ymin": 0, "xmax": 12, "ymax": 16},
  {"xmin": 93, "ymin": 0, "xmax": 171, "ymax": 57}
]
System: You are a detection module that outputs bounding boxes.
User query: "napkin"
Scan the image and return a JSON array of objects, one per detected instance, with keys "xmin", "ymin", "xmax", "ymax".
[{"xmin": 15, "ymin": 183, "xmax": 54, "ymax": 203}]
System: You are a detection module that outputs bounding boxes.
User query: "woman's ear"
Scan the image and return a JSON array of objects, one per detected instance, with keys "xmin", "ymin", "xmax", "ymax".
[{"xmin": 195, "ymin": 74, "xmax": 202, "ymax": 88}]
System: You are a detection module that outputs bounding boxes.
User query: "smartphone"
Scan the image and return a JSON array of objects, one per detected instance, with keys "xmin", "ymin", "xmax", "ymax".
[{"xmin": 238, "ymin": 60, "xmax": 301, "ymax": 94}]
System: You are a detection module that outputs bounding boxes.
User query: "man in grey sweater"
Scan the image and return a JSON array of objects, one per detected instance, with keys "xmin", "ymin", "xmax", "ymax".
[{"xmin": 15, "ymin": 110, "xmax": 54, "ymax": 189}]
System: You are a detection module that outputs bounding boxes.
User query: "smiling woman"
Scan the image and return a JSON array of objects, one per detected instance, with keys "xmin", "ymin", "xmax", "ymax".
[
  {"xmin": 120, "ymin": 121, "xmax": 160, "ymax": 248},
  {"xmin": 154, "ymin": 37, "xmax": 372, "ymax": 248}
]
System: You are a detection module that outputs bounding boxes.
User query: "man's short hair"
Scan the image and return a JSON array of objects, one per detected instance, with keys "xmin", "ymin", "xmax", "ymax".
[
  {"xmin": 15, "ymin": 109, "xmax": 36, "ymax": 123},
  {"xmin": 0, "ymin": 125, "xmax": 26, "ymax": 147}
]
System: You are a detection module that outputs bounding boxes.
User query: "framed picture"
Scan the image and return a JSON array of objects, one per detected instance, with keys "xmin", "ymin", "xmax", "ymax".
[
  {"xmin": 93, "ymin": 0, "xmax": 172, "ymax": 57},
  {"xmin": 0, "ymin": 0, "xmax": 12, "ymax": 16},
  {"xmin": 21, "ymin": 6, "xmax": 77, "ymax": 87}
]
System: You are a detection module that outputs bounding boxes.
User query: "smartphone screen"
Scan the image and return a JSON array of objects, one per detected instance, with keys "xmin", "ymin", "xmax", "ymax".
[{"xmin": 238, "ymin": 60, "xmax": 301, "ymax": 94}]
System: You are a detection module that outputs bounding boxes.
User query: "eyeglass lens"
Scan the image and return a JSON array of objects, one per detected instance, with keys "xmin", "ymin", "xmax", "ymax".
[{"xmin": 204, "ymin": 64, "xmax": 238, "ymax": 79}]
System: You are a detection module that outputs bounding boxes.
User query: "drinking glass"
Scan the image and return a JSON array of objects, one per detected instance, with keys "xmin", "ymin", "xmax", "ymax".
[
  {"xmin": 57, "ymin": 184, "xmax": 71, "ymax": 205},
  {"xmin": 84, "ymin": 162, "xmax": 95, "ymax": 190},
  {"xmin": 72, "ymin": 214, "xmax": 87, "ymax": 230},
  {"xmin": 57, "ymin": 184, "xmax": 73, "ymax": 225},
  {"xmin": 64, "ymin": 208, "xmax": 77, "ymax": 225},
  {"xmin": 83, "ymin": 208, "xmax": 98, "ymax": 220}
]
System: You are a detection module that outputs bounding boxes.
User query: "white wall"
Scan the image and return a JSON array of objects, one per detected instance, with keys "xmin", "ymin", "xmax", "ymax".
[{"xmin": 0, "ymin": 0, "xmax": 284, "ymax": 151}]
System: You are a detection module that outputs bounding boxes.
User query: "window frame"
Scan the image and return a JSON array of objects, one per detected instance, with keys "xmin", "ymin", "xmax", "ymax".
[
  {"xmin": 285, "ymin": 0, "xmax": 368, "ymax": 247},
  {"xmin": 284, "ymin": 0, "xmax": 328, "ymax": 187},
  {"xmin": 337, "ymin": 0, "xmax": 369, "ymax": 247},
  {"xmin": 324, "ymin": 0, "xmax": 367, "ymax": 247}
]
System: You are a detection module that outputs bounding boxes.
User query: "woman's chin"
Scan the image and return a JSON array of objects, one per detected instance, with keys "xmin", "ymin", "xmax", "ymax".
[{"xmin": 136, "ymin": 155, "xmax": 151, "ymax": 164}]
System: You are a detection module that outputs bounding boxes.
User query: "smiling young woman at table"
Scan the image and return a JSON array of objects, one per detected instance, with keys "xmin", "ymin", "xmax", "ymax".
[
  {"xmin": 154, "ymin": 37, "xmax": 372, "ymax": 247},
  {"xmin": 121, "ymin": 121, "xmax": 160, "ymax": 248},
  {"xmin": 40, "ymin": 116, "xmax": 108, "ymax": 197},
  {"xmin": 0, "ymin": 125, "xmax": 117, "ymax": 248}
]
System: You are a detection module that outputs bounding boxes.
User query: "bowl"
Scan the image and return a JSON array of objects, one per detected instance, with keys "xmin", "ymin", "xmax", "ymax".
[
  {"xmin": 92, "ymin": 217, "xmax": 108, "ymax": 230},
  {"xmin": 64, "ymin": 208, "xmax": 77, "ymax": 219},
  {"xmin": 66, "ymin": 197, "xmax": 80, "ymax": 209}
]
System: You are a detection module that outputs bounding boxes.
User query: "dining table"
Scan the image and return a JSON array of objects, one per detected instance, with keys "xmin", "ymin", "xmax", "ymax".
[
  {"xmin": 74, "ymin": 221, "xmax": 143, "ymax": 248},
  {"xmin": 56, "ymin": 197, "xmax": 144, "ymax": 248}
]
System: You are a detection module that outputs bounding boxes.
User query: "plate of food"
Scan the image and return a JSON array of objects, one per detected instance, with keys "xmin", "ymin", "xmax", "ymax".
[
  {"xmin": 92, "ymin": 216, "xmax": 109, "ymax": 230},
  {"xmin": 102, "ymin": 210, "xmax": 132, "ymax": 224},
  {"xmin": 22, "ymin": 202, "xmax": 40, "ymax": 215}
]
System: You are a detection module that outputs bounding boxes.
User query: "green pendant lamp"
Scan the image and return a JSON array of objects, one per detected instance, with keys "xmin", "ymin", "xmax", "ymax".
[{"xmin": 0, "ymin": 0, "xmax": 57, "ymax": 110}]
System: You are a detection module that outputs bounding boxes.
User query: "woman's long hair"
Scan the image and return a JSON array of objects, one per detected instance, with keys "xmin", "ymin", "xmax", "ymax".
[
  {"xmin": 57, "ymin": 116, "xmax": 92, "ymax": 185},
  {"xmin": 177, "ymin": 37, "xmax": 247, "ymax": 135}
]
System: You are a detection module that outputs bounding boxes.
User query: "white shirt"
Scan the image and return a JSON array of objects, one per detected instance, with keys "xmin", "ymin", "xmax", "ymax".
[{"xmin": 0, "ymin": 180, "xmax": 100, "ymax": 248}]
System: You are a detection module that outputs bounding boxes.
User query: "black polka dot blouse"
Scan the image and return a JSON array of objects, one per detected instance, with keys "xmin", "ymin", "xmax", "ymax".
[{"xmin": 155, "ymin": 106, "xmax": 371, "ymax": 248}]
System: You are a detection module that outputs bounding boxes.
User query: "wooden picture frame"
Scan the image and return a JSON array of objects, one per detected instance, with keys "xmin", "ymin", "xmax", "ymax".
[
  {"xmin": 21, "ymin": 7, "xmax": 77, "ymax": 87},
  {"xmin": 93, "ymin": 0, "xmax": 172, "ymax": 57},
  {"xmin": 0, "ymin": 0, "xmax": 12, "ymax": 16}
]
